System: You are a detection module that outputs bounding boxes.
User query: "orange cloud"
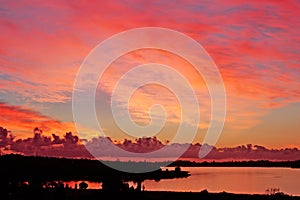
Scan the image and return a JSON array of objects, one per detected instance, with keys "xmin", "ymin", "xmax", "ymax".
[
  {"xmin": 0, "ymin": 0, "xmax": 299, "ymax": 148},
  {"xmin": 0, "ymin": 102, "xmax": 75, "ymax": 138}
]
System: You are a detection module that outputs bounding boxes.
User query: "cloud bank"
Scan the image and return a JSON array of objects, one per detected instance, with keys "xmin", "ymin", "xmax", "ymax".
[{"xmin": 1, "ymin": 126, "xmax": 299, "ymax": 161}]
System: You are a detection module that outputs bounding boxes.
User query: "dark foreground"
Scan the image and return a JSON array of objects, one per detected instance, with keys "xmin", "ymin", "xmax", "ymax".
[{"xmin": 3, "ymin": 189, "xmax": 300, "ymax": 200}]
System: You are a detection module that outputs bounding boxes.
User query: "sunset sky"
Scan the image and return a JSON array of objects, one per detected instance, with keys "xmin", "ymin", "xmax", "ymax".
[{"xmin": 0, "ymin": 0, "xmax": 300, "ymax": 154}]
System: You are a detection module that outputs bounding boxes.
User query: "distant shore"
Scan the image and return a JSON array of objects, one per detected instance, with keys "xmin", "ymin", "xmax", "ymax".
[{"xmin": 169, "ymin": 159, "xmax": 300, "ymax": 168}]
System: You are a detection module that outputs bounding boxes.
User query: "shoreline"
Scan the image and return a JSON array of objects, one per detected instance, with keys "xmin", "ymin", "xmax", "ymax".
[{"xmin": 5, "ymin": 189, "xmax": 300, "ymax": 200}]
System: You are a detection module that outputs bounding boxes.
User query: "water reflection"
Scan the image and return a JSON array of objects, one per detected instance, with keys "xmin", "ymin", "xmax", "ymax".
[
  {"xmin": 62, "ymin": 181, "xmax": 145, "ymax": 191},
  {"xmin": 63, "ymin": 181, "xmax": 101, "ymax": 190},
  {"xmin": 143, "ymin": 167, "xmax": 300, "ymax": 195},
  {"xmin": 61, "ymin": 167, "xmax": 300, "ymax": 195}
]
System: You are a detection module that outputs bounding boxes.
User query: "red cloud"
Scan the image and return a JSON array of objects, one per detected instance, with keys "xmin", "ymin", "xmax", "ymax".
[
  {"xmin": 0, "ymin": 0, "xmax": 299, "ymax": 148},
  {"xmin": 0, "ymin": 102, "xmax": 75, "ymax": 138}
]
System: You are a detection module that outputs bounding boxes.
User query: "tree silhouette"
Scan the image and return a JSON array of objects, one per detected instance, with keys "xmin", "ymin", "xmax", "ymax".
[{"xmin": 79, "ymin": 181, "xmax": 88, "ymax": 190}]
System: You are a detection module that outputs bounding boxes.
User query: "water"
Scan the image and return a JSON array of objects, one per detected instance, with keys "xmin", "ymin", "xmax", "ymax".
[
  {"xmin": 65, "ymin": 167, "xmax": 300, "ymax": 195},
  {"xmin": 143, "ymin": 167, "xmax": 300, "ymax": 195}
]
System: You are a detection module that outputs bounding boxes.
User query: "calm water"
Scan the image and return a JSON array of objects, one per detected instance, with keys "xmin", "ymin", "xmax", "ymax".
[
  {"xmin": 144, "ymin": 167, "xmax": 300, "ymax": 195},
  {"xmin": 65, "ymin": 167, "xmax": 300, "ymax": 195}
]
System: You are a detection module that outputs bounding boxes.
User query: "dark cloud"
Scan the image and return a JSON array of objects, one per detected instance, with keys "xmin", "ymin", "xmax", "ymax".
[
  {"xmin": 1, "ymin": 126, "xmax": 300, "ymax": 161},
  {"xmin": 119, "ymin": 137, "xmax": 164, "ymax": 153},
  {"xmin": 0, "ymin": 127, "xmax": 13, "ymax": 147},
  {"xmin": 64, "ymin": 132, "xmax": 79, "ymax": 145},
  {"xmin": 3, "ymin": 127, "xmax": 90, "ymax": 158}
]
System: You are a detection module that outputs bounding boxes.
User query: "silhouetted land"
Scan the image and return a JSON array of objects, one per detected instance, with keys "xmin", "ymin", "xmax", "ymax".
[
  {"xmin": 1, "ymin": 154, "xmax": 299, "ymax": 200},
  {"xmin": 0, "ymin": 154, "xmax": 189, "ymax": 195},
  {"xmin": 0, "ymin": 154, "xmax": 189, "ymax": 182},
  {"xmin": 3, "ymin": 189, "xmax": 300, "ymax": 200}
]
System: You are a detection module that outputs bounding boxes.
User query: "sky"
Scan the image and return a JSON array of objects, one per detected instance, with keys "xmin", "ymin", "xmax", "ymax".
[{"xmin": 0, "ymin": 0, "xmax": 300, "ymax": 159}]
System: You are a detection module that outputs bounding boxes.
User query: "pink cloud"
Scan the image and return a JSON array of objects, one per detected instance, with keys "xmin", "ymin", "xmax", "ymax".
[{"xmin": 0, "ymin": 0, "xmax": 299, "ymax": 147}]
